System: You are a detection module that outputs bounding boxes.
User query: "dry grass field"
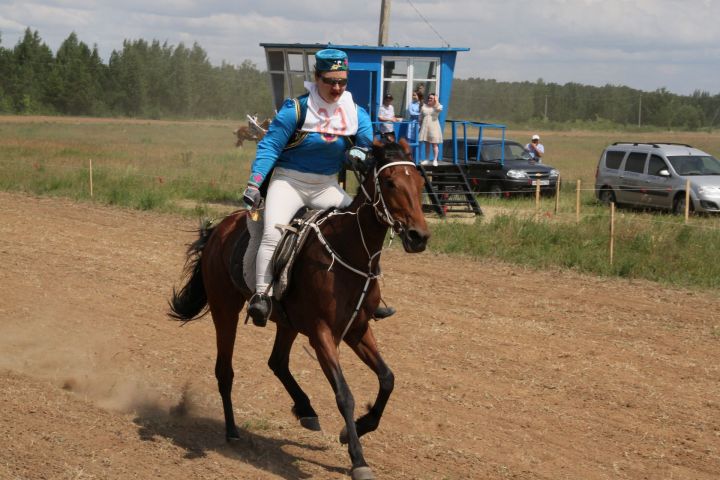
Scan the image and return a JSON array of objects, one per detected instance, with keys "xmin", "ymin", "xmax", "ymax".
[{"xmin": 3, "ymin": 115, "xmax": 720, "ymax": 196}]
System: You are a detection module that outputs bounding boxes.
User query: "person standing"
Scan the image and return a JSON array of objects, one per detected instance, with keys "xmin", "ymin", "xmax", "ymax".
[
  {"xmin": 243, "ymin": 48, "xmax": 395, "ymax": 326},
  {"xmin": 525, "ymin": 134, "xmax": 544, "ymax": 162},
  {"xmin": 406, "ymin": 90, "xmax": 423, "ymax": 142},
  {"xmin": 378, "ymin": 92, "xmax": 398, "ymax": 141},
  {"xmin": 418, "ymin": 92, "xmax": 443, "ymax": 167}
]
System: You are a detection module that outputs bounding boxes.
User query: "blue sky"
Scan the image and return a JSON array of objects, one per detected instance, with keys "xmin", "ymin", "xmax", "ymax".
[{"xmin": 1, "ymin": 0, "xmax": 718, "ymax": 95}]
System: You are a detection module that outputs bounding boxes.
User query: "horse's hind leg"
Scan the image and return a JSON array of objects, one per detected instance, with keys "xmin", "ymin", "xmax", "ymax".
[
  {"xmin": 340, "ymin": 326, "xmax": 394, "ymax": 445},
  {"xmin": 268, "ymin": 324, "xmax": 320, "ymax": 431},
  {"xmin": 311, "ymin": 331, "xmax": 374, "ymax": 480},
  {"xmin": 211, "ymin": 302, "xmax": 242, "ymax": 441}
]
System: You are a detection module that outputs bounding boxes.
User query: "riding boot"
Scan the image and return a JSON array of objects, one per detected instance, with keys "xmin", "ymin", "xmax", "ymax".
[
  {"xmin": 248, "ymin": 293, "xmax": 271, "ymax": 327},
  {"xmin": 373, "ymin": 305, "xmax": 396, "ymax": 319}
]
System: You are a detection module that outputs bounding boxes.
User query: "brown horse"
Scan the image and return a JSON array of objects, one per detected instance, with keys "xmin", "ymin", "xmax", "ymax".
[
  {"xmin": 169, "ymin": 139, "xmax": 429, "ymax": 480},
  {"xmin": 233, "ymin": 117, "xmax": 270, "ymax": 147}
]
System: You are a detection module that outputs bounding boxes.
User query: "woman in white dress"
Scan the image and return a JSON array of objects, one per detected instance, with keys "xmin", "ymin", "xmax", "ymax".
[{"xmin": 418, "ymin": 92, "xmax": 443, "ymax": 166}]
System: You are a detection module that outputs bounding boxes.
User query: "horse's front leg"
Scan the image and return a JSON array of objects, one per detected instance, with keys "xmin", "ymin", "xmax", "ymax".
[
  {"xmin": 340, "ymin": 326, "xmax": 394, "ymax": 444},
  {"xmin": 268, "ymin": 324, "xmax": 320, "ymax": 431},
  {"xmin": 311, "ymin": 330, "xmax": 374, "ymax": 480}
]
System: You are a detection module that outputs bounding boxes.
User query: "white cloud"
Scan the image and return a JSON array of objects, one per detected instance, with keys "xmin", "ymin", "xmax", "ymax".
[
  {"xmin": 0, "ymin": 2, "xmax": 93, "ymax": 29},
  {"xmin": 0, "ymin": 15, "xmax": 25, "ymax": 32},
  {"xmin": 0, "ymin": 0, "xmax": 718, "ymax": 94}
]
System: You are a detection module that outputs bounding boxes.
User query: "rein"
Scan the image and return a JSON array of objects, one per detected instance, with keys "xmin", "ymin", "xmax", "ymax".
[{"xmin": 313, "ymin": 159, "xmax": 416, "ymax": 342}]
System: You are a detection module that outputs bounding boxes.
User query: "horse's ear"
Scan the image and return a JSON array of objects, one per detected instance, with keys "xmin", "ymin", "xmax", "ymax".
[
  {"xmin": 371, "ymin": 139, "xmax": 385, "ymax": 163},
  {"xmin": 398, "ymin": 138, "xmax": 412, "ymax": 160}
]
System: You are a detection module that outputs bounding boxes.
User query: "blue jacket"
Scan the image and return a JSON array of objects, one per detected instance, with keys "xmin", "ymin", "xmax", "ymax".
[{"xmin": 248, "ymin": 96, "xmax": 373, "ymax": 187}]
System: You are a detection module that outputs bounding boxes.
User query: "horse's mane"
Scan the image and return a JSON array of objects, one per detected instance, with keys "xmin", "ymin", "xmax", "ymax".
[{"xmin": 348, "ymin": 140, "xmax": 410, "ymax": 199}]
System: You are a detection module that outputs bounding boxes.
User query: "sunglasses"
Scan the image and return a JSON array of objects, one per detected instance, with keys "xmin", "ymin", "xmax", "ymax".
[{"xmin": 320, "ymin": 76, "xmax": 348, "ymax": 87}]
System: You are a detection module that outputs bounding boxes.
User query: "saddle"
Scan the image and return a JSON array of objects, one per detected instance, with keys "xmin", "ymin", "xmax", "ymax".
[
  {"xmin": 270, "ymin": 208, "xmax": 328, "ymax": 300},
  {"xmin": 228, "ymin": 207, "xmax": 329, "ymax": 300}
]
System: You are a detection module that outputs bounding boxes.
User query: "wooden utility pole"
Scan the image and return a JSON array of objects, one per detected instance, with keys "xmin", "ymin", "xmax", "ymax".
[{"xmin": 378, "ymin": 0, "xmax": 391, "ymax": 46}]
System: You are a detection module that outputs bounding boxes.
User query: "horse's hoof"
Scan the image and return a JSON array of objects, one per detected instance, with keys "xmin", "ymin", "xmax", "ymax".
[
  {"xmin": 339, "ymin": 425, "xmax": 348, "ymax": 445},
  {"xmin": 226, "ymin": 434, "xmax": 241, "ymax": 443},
  {"xmin": 299, "ymin": 416, "xmax": 321, "ymax": 431},
  {"xmin": 351, "ymin": 466, "xmax": 375, "ymax": 480}
]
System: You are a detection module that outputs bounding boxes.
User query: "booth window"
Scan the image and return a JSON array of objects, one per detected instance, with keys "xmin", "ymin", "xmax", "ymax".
[
  {"xmin": 265, "ymin": 49, "xmax": 319, "ymax": 111},
  {"xmin": 382, "ymin": 57, "xmax": 439, "ymax": 118}
]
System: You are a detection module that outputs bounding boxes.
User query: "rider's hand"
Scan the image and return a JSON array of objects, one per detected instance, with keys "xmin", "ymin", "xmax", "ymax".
[
  {"xmin": 243, "ymin": 185, "xmax": 261, "ymax": 209},
  {"xmin": 346, "ymin": 146, "xmax": 371, "ymax": 172}
]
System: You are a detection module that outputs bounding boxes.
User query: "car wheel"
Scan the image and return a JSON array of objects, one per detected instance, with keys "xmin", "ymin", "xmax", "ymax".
[
  {"xmin": 673, "ymin": 193, "xmax": 694, "ymax": 215},
  {"xmin": 488, "ymin": 184, "xmax": 503, "ymax": 199},
  {"xmin": 599, "ymin": 188, "xmax": 616, "ymax": 205}
]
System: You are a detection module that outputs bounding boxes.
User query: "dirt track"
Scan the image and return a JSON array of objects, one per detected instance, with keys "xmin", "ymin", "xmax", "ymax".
[{"xmin": 1, "ymin": 191, "xmax": 719, "ymax": 480}]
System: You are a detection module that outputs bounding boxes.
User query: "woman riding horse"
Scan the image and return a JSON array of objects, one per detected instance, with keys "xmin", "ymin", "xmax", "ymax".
[
  {"xmin": 243, "ymin": 48, "xmax": 394, "ymax": 326},
  {"xmin": 169, "ymin": 139, "xmax": 429, "ymax": 480}
]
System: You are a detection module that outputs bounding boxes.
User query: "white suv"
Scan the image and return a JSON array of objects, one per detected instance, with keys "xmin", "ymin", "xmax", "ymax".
[{"xmin": 595, "ymin": 142, "xmax": 720, "ymax": 213}]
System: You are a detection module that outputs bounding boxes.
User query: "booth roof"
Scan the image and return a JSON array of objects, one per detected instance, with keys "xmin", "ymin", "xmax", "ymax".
[{"xmin": 259, "ymin": 43, "xmax": 469, "ymax": 53}]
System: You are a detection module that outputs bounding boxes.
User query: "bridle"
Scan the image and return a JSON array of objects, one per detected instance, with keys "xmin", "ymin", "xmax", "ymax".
[
  {"xmin": 310, "ymin": 156, "xmax": 417, "ymax": 342},
  {"xmin": 357, "ymin": 159, "xmax": 418, "ymax": 236}
]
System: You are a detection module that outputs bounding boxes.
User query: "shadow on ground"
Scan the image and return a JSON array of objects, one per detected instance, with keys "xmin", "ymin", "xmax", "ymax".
[{"xmin": 133, "ymin": 404, "xmax": 347, "ymax": 479}]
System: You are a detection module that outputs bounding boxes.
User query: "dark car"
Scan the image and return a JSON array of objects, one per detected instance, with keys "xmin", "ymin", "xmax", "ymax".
[{"xmin": 442, "ymin": 138, "xmax": 560, "ymax": 197}]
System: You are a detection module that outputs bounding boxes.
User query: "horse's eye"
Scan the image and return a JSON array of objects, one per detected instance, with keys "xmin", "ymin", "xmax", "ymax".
[{"xmin": 383, "ymin": 178, "xmax": 396, "ymax": 190}]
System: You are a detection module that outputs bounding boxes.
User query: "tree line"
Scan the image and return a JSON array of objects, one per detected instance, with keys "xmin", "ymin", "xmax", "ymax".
[
  {"xmin": 2, "ymin": 28, "xmax": 720, "ymax": 129},
  {"xmin": 0, "ymin": 28, "xmax": 273, "ymax": 118},
  {"xmin": 450, "ymin": 78, "xmax": 720, "ymax": 130}
]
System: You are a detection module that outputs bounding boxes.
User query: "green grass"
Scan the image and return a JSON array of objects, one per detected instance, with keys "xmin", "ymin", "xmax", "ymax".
[
  {"xmin": 429, "ymin": 207, "xmax": 720, "ymax": 289},
  {"xmin": 0, "ymin": 116, "xmax": 252, "ymax": 216},
  {"xmin": 2, "ymin": 115, "xmax": 720, "ymax": 290}
]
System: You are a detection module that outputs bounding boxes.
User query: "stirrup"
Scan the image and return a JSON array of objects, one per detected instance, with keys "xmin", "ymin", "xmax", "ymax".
[
  {"xmin": 247, "ymin": 293, "xmax": 271, "ymax": 327},
  {"xmin": 373, "ymin": 305, "xmax": 396, "ymax": 320}
]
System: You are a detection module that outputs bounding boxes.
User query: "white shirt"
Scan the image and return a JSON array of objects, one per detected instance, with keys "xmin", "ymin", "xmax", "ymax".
[
  {"xmin": 378, "ymin": 103, "xmax": 395, "ymax": 134},
  {"xmin": 525, "ymin": 142, "xmax": 545, "ymax": 162}
]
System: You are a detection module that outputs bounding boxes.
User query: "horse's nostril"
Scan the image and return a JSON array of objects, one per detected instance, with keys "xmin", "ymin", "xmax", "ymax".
[{"xmin": 406, "ymin": 228, "xmax": 428, "ymax": 246}]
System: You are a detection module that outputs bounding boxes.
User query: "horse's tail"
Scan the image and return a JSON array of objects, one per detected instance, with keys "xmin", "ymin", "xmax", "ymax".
[{"xmin": 168, "ymin": 220, "xmax": 215, "ymax": 321}]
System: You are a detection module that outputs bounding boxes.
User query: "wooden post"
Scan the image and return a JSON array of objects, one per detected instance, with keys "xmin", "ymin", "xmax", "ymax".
[
  {"xmin": 554, "ymin": 177, "xmax": 561, "ymax": 214},
  {"xmin": 609, "ymin": 202, "xmax": 615, "ymax": 265},
  {"xmin": 576, "ymin": 179, "xmax": 581, "ymax": 223},
  {"xmin": 535, "ymin": 175, "xmax": 541, "ymax": 211},
  {"xmin": 685, "ymin": 179, "xmax": 691, "ymax": 224},
  {"xmin": 378, "ymin": 0, "xmax": 391, "ymax": 46},
  {"xmin": 89, "ymin": 159, "xmax": 93, "ymax": 197}
]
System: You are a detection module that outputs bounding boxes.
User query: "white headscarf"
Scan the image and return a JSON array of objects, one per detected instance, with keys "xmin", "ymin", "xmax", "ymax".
[{"xmin": 300, "ymin": 81, "xmax": 359, "ymax": 136}]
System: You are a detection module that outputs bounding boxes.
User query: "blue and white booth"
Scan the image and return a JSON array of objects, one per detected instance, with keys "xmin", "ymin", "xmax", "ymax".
[{"xmin": 260, "ymin": 43, "xmax": 470, "ymax": 162}]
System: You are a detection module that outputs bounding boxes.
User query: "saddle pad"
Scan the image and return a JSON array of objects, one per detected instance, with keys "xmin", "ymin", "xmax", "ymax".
[
  {"xmin": 271, "ymin": 208, "xmax": 328, "ymax": 300},
  {"xmin": 229, "ymin": 227, "xmax": 252, "ymax": 293}
]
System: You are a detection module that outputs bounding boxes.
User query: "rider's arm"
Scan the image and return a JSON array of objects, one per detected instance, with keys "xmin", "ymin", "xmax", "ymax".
[
  {"xmin": 247, "ymin": 99, "xmax": 297, "ymax": 188},
  {"xmin": 355, "ymin": 106, "xmax": 374, "ymax": 148}
]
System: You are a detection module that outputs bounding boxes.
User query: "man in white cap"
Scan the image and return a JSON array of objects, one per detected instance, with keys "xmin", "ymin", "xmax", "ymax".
[
  {"xmin": 378, "ymin": 92, "xmax": 398, "ymax": 141},
  {"xmin": 526, "ymin": 134, "xmax": 544, "ymax": 163}
]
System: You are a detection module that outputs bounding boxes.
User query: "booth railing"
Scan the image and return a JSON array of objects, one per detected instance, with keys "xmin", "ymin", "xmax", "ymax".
[
  {"xmin": 445, "ymin": 120, "xmax": 507, "ymax": 165},
  {"xmin": 370, "ymin": 120, "xmax": 507, "ymax": 165}
]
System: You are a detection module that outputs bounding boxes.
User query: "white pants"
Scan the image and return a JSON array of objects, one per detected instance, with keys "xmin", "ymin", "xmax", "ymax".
[{"xmin": 255, "ymin": 167, "xmax": 352, "ymax": 293}]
